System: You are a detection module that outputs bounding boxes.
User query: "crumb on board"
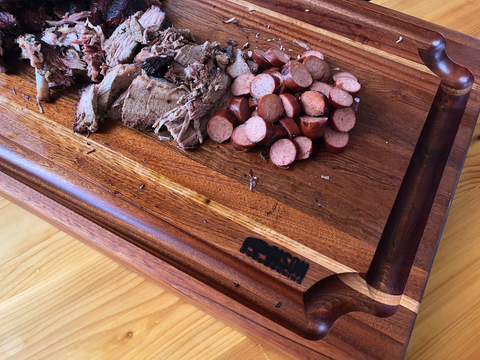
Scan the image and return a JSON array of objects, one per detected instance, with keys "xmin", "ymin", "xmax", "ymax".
[
  {"xmin": 266, "ymin": 38, "xmax": 275, "ymax": 42},
  {"xmin": 255, "ymin": 33, "xmax": 260, "ymax": 39},
  {"xmin": 332, "ymin": 67, "xmax": 340, "ymax": 71},
  {"xmin": 396, "ymin": 36, "xmax": 403, "ymax": 43},
  {"xmin": 227, "ymin": 39, "xmax": 238, "ymax": 46},
  {"xmin": 275, "ymin": 302, "xmax": 282, "ymax": 308},
  {"xmin": 86, "ymin": 149, "xmax": 96, "ymax": 155},
  {"xmin": 266, "ymin": 202, "xmax": 278, "ymax": 216},
  {"xmin": 243, "ymin": 42, "xmax": 250, "ymax": 49},
  {"xmin": 11, "ymin": 86, "xmax": 16, "ymax": 95},
  {"xmin": 22, "ymin": 94, "xmax": 31, "ymax": 101},
  {"xmin": 247, "ymin": 50, "xmax": 253, "ymax": 58},
  {"xmin": 248, "ymin": 170, "xmax": 258, "ymax": 191},
  {"xmin": 260, "ymin": 151, "xmax": 269, "ymax": 162},
  {"xmin": 305, "ymin": 9, "xmax": 310, "ymax": 12},
  {"xmin": 223, "ymin": 17, "xmax": 238, "ymax": 24},
  {"xmin": 158, "ymin": 135, "xmax": 172, "ymax": 141},
  {"xmin": 247, "ymin": 7, "xmax": 255, "ymax": 11},
  {"xmin": 321, "ymin": 175, "xmax": 330, "ymax": 180},
  {"xmin": 139, "ymin": 184, "xmax": 145, "ymax": 190},
  {"xmin": 293, "ymin": 39, "xmax": 311, "ymax": 50}
]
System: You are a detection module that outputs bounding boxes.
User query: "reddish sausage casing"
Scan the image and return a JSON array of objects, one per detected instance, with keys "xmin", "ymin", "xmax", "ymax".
[
  {"xmin": 231, "ymin": 124, "xmax": 256, "ymax": 152},
  {"xmin": 334, "ymin": 76, "xmax": 362, "ymax": 95},
  {"xmin": 279, "ymin": 93, "xmax": 301, "ymax": 118},
  {"xmin": 229, "ymin": 96, "xmax": 252, "ymax": 123},
  {"xmin": 281, "ymin": 62, "xmax": 313, "ymax": 92},
  {"xmin": 300, "ymin": 116, "xmax": 328, "ymax": 139},
  {"xmin": 252, "ymin": 49, "xmax": 272, "ymax": 68},
  {"xmin": 207, "ymin": 109, "xmax": 238, "ymax": 143},
  {"xmin": 293, "ymin": 136, "xmax": 313, "ymax": 160},
  {"xmin": 257, "ymin": 94, "xmax": 284, "ymax": 123},
  {"xmin": 323, "ymin": 126, "xmax": 349, "ymax": 153},
  {"xmin": 261, "ymin": 124, "xmax": 288, "ymax": 147},
  {"xmin": 329, "ymin": 87, "xmax": 354, "ymax": 108},
  {"xmin": 263, "ymin": 49, "xmax": 290, "ymax": 67},
  {"xmin": 279, "ymin": 117, "xmax": 302, "ymax": 138}
]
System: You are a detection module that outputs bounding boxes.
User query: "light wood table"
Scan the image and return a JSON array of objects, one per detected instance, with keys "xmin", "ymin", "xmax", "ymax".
[{"xmin": 1, "ymin": 1, "xmax": 480, "ymax": 359}]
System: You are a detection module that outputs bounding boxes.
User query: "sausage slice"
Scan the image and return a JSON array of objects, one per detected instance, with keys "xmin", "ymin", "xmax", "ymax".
[
  {"xmin": 332, "ymin": 72, "xmax": 358, "ymax": 82},
  {"xmin": 261, "ymin": 124, "xmax": 288, "ymax": 147},
  {"xmin": 300, "ymin": 91, "xmax": 329, "ymax": 116},
  {"xmin": 229, "ymin": 96, "xmax": 252, "ymax": 123},
  {"xmin": 302, "ymin": 56, "xmax": 327, "ymax": 81},
  {"xmin": 248, "ymin": 97, "xmax": 258, "ymax": 111},
  {"xmin": 282, "ymin": 62, "xmax": 313, "ymax": 92},
  {"xmin": 257, "ymin": 94, "xmax": 284, "ymax": 123},
  {"xmin": 263, "ymin": 67, "xmax": 280, "ymax": 75},
  {"xmin": 279, "ymin": 93, "xmax": 301, "ymax": 118},
  {"xmin": 279, "ymin": 117, "xmax": 302, "ymax": 138},
  {"xmin": 329, "ymin": 87, "xmax": 354, "ymax": 108},
  {"xmin": 264, "ymin": 49, "xmax": 290, "ymax": 67},
  {"xmin": 330, "ymin": 107, "xmax": 356, "ymax": 132},
  {"xmin": 252, "ymin": 49, "xmax": 272, "ymax": 68},
  {"xmin": 270, "ymin": 138, "xmax": 298, "ymax": 169},
  {"xmin": 300, "ymin": 50, "xmax": 325, "ymax": 60},
  {"xmin": 293, "ymin": 136, "xmax": 313, "ymax": 160},
  {"xmin": 250, "ymin": 73, "xmax": 278, "ymax": 99},
  {"xmin": 245, "ymin": 116, "xmax": 274, "ymax": 144},
  {"xmin": 231, "ymin": 124, "xmax": 256, "ymax": 152},
  {"xmin": 323, "ymin": 126, "xmax": 349, "ymax": 153},
  {"xmin": 334, "ymin": 76, "xmax": 361, "ymax": 95},
  {"xmin": 231, "ymin": 73, "xmax": 256, "ymax": 96},
  {"xmin": 300, "ymin": 116, "xmax": 328, "ymax": 139},
  {"xmin": 207, "ymin": 109, "xmax": 238, "ymax": 143},
  {"xmin": 310, "ymin": 81, "xmax": 332, "ymax": 96}
]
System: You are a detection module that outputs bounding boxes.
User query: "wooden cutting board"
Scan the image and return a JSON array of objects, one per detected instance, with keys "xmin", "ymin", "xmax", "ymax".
[{"xmin": 1, "ymin": 0, "xmax": 480, "ymax": 358}]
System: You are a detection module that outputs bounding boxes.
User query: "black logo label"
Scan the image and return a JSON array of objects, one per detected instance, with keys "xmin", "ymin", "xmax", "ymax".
[{"xmin": 240, "ymin": 237, "xmax": 309, "ymax": 284}]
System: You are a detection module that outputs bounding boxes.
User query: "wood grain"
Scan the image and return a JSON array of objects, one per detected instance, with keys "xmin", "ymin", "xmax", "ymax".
[{"xmin": 0, "ymin": 0, "xmax": 479, "ymax": 359}]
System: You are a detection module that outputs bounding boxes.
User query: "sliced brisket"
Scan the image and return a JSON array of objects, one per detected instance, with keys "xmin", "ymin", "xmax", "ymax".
[
  {"xmin": 73, "ymin": 84, "xmax": 99, "ymax": 133},
  {"xmin": 97, "ymin": 63, "xmax": 140, "ymax": 112}
]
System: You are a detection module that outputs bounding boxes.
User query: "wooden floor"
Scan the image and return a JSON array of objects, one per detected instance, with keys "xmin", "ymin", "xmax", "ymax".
[{"xmin": 1, "ymin": 1, "xmax": 480, "ymax": 359}]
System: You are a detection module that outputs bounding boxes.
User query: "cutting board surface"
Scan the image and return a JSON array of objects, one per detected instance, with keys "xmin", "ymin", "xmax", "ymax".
[{"xmin": 1, "ymin": 0, "xmax": 480, "ymax": 358}]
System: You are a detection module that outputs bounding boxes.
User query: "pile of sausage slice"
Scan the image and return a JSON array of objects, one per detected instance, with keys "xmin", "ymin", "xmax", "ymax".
[{"xmin": 207, "ymin": 48, "xmax": 361, "ymax": 169}]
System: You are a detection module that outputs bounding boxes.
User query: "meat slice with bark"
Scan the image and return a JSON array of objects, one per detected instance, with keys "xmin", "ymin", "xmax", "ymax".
[
  {"xmin": 73, "ymin": 84, "xmax": 99, "ymax": 133},
  {"xmin": 97, "ymin": 63, "xmax": 140, "ymax": 113},
  {"xmin": 122, "ymin": 74, "xmax": 188, "ymax": 131},
  {"xmin": 17, "ymin": 34, "xmax": 86, "ymax": 90}
]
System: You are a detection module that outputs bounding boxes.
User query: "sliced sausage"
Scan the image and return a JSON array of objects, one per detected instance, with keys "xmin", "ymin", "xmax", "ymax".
[
  {"xmin": 323, "ymin": 126, "xmax": 349, "ymax": 153},
  {"xmin": 248, "ymin": 97, "xmax": 258, "ymax": 111},
  {"xmin": 330, "ymin": 107, "xmax": 356, "ymax": 132},
  {"xmin": 334, "ymin": 76, "xmax": 361, "ymax": 95},
  {"xmin": 263, "ymin": 67, "xmax": 280, "ymax": 75},
  {"xmin": 250, "ymin": 73, "xmax": 277, "ymax": 99},
  {"xmin": 270, "ymin": 138, "xmax": 298, "ymax": 169},
  {"xmin": 332, "ymin": 72, "xmax": 357, "ymax": 82},
  {"xmin": 293, "ymin": 136, "xmax": 313, "ymax": 160},
  {"xmin": 351, "ymin": 97, "xmax": 360, "ymax": 113},
  {"xmin": 229, "ymin": 96, "xmax": 252, "ymax": 123},
  {"xmin": 300, "ymin": 91, "xmax": 329, "ymax": 116},
  {"xmin": 282, "ymin": 62, "xmax": 313, "ymax": 92},
  {"xmin": 231, "ymin": 124, "xmax": 256, "ymax": 152},
  {"xmin": 300, "ymin": 116, "xmax": 328, "ymax": 139},
  {"xmin": 310, "ymin": 81, "xmax": 332, "ymax": 96},
  {"xmin": 279, "ymin": 117, "xmax": 302, "ymax": 138},
  {"xmin": 300, "ymin": 50, "xmax": 325, "ymax": 60},
  {"xmin": 257, "ymin": 94, "xmax": 284, "ymax": 123},
  {"xmin": 269, "ymin": 71, "xmax": 285, "ymax": 94},
  {"xmin": 279, "ymin": 93, "xmax": 301, "ymax": 118},
  {"xmin": 293, "ymin": 92, "xmax": 302, "ymax": 102},
  {"xmin": 320, "ymin": 64, "xmax": 331, "ymax": 83},
  {"xmin": 329, "ymin": 87, "xmax": 354, "ymax": 108},
  {"xmin": 207, "ymin": 109, "xmax": 238, "ymax": 143},
  {"xmin": 261, "ymin": 124, "xmax": 288, "ymax": 147},
  {"xmin": 245, "ymin": 116, "xmax": 274, "ymax": 144},
  {"xmin": 252, "ymin": 49, "xmax": 272, "ymax": 68},
  {"xmin": 264, "ymin": 49, "xmax": 290, "ymax": 67},
  {"xmin": 231, "ymin": 73, "xmax": 256, "ymax": 96},
  {"xmin": 302, "ymin": 56, "xmax": 327, "ymax": 81}
]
